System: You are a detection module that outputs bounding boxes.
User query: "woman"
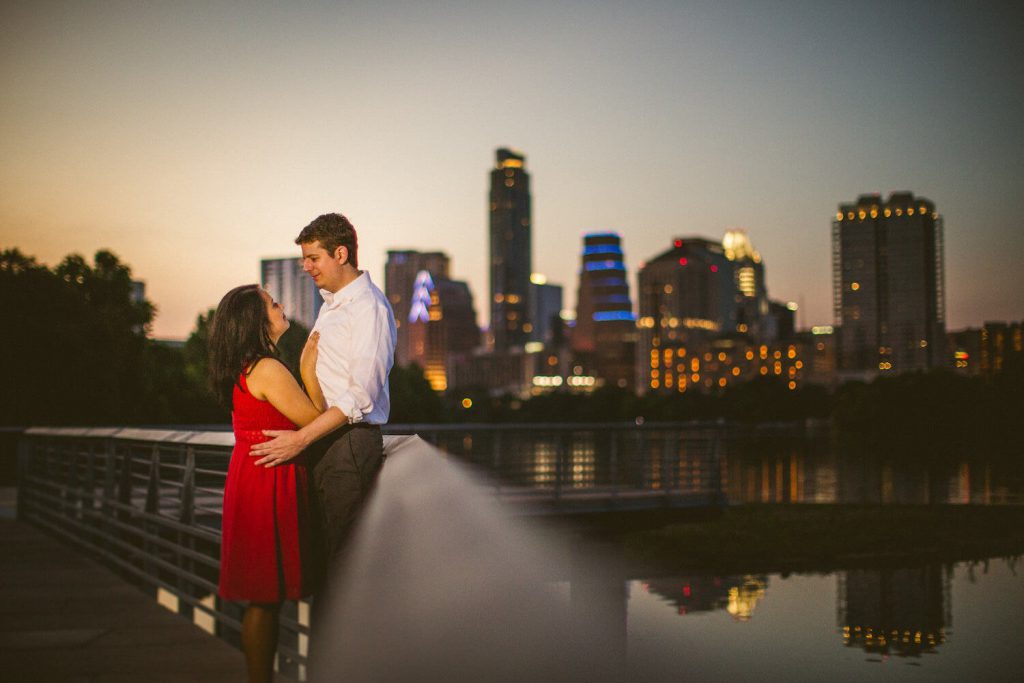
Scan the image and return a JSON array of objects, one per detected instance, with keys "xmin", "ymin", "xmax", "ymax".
[{"xmin": 208, "ymin": 284, "xmax": 325, "ymax": 683}]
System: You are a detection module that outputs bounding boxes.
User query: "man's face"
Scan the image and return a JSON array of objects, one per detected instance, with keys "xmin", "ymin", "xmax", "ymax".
[{"xmin": 300, "ymin": 240, "xmax": 347, "ymax": 292}]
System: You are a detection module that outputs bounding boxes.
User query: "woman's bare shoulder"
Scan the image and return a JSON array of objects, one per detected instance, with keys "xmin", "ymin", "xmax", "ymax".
[{"xmin": 245, "ymin": 357, "xmax": 292, "ymax": 398}]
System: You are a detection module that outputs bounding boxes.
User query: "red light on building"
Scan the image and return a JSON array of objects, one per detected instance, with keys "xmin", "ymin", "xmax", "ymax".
[
  {"xmin": 683, "ymin": 585, "xmax": 691, "ymax": 597},
  {"xmin": 679, "ymin": 257, "xmax": 687, "ymax": 266},
  {"xmin": 710, "ymin": 265, "xmax": 718, "ymax": 272},
  {"xmin": 674, "ymin": 239, "xmax": 683, "ymax": 248}
]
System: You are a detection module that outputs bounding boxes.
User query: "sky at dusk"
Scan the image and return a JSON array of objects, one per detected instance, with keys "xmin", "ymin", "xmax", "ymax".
[{"xmin": 2, "ymin": 0, "xmax": 1021, "ymax": 339}]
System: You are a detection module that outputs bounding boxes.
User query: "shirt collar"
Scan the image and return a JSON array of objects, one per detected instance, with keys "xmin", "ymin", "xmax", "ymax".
[{"xmin": 320, "ymin": 271, "xmax": 370, "ymax": 307}]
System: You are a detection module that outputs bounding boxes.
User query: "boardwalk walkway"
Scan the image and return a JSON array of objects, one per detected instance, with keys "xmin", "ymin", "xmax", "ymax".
[{"xmin": 0, "ymin": 515, "xmax": 282, "ymax": 682}]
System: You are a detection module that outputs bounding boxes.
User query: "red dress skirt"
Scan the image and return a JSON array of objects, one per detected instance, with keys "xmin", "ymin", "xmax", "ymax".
[{"xmin": 218, "ymin": 373, "xmax": 315, "ymax": 602}]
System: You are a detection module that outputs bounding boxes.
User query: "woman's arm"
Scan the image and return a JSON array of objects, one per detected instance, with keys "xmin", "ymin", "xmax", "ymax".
[
  {"xmin": 245, "ymin": 357, "xmax": 324, "ymax": 427},
  {"xmin": 299, "ymin": 331, "xmax": 326, "ymax": 411}
]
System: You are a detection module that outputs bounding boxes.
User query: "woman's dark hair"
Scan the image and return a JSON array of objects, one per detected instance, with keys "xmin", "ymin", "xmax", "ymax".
[{"xmin": 207, "ymin": 284, "xmax": 277, "ymax": 408}]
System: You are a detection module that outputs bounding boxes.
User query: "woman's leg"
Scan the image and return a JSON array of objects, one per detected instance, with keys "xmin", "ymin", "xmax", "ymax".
[{"xmin": 242, "ymin": 602, "xmax": 280, "ymax": 683}]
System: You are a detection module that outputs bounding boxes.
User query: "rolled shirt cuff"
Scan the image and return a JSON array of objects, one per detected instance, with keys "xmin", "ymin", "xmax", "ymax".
[{"xmin": 332, "ymin": 393, "xmax": 365, "ymax": 425}]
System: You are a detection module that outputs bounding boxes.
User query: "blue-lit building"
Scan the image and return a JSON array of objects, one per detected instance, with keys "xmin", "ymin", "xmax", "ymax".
[{"xmin": 572, "ymin": 232, "xmax": 637, "ymax": 390}]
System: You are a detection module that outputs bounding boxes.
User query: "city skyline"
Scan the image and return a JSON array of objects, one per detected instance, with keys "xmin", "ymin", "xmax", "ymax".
[{"xmin": 1, "ymin": 1, "xmax": 1021, "ymax": 339}]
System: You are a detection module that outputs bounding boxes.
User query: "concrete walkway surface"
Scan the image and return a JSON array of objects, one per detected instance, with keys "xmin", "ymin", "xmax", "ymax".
[{"xmin": 0, "ymin": 518, "xmax": 282, "ymax": 682}]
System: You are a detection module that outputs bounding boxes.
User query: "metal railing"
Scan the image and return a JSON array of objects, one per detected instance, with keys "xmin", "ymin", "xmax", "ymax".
[
  {"xmin": 393, "ymin": 422, "xmax": 727, "ymax": 513},
  {"xmin": 16, "ymin": 427, "xmax": 310, "ymax": 679},
  {"xmin": 16, "ymin": 423, "xmax": 728, "ymax": 679}
]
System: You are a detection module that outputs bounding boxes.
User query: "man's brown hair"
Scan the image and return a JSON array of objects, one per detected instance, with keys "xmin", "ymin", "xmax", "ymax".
[{"xmin": 295, "ymin": 213, "xmax": 358, "ymax": 268}]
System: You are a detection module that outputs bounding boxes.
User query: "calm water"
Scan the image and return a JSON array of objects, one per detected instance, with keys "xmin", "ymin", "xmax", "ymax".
[
  {"xmin": 424, "ymin": 425, "xmax": 1024, "ymax": 505},
  {"xmin": 597, "ymin": 558, "xmax": 1023, "ymax": 680}
]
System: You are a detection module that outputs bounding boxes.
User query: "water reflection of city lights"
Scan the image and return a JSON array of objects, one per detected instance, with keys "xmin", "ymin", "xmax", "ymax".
[{"xmin": 726, "ymin": 576, "xmax": 767, "ymax": 621}]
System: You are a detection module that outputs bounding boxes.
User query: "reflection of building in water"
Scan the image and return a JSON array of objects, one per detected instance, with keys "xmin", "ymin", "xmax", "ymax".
[
  {"xmin": 569, "ymin": 440, "xmax": 596, "ymax": 488},
  {"xmin": 837, "ymin": 452, "xmax": 952, "ymax": 504},
  {"xmin": 528, "ymin": 436, "xmax": 596, "ymax": 488},
  {"xmin": 643, "ymin": 575, "xmax": 768, "ymax": 621},
  {"xmin": 723, "ymin": 432, "xmax": 837, "ymax": 504},
  {"xmin": 838, "ymin": 565, "xmax": 951, "ymax": 657}
]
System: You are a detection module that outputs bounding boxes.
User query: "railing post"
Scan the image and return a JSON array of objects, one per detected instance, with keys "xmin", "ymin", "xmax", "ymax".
[
  {"xmin": 181, "ymin": 445, "xmax": 196, "ymax": 526},
  {"xmin": 555, "ymin": 431, "xmax": 567, "ymax": 503},
  {"xmin": 492, "ymin": 431, "xmax": 502, "ymax": 489},
  {"xmin": 84, "ymin": 442, "xmax": 97, "ymax": 517},
  {"xmin": 491, "ymin": 430, "xmax": 502, "ymax": 496},
  {"xmin": 145, "ymin": 444, "xmax": 161, "ymax": 515},
  {"xmin": 116, "ymin": 442, "xmax": 132, "ymax": 525},
  {"xmin": 662, "ymin": 431, "xmax": 674, "ymax": 505},
  {"xmin": 16, "ymin": 436, "xmax": 30, "ymax": 520},
  {"xmin": 710, "ymin": 432, "xmax": 724, "ymax": 507},
  {"xmin": 609, "ymin": 430, "xmax": 619, "ymax": 506}
]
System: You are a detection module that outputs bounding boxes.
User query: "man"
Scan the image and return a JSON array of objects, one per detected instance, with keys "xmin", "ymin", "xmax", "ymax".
[{"xmin": 251, "ymin": 212, "xmax": 396, "ymax": 586}]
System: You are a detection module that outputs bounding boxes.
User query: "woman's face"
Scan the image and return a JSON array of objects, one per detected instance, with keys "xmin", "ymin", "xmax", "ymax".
[{"xmin": 260, "ymin": 289, "xmax": 290, "ymax": 343}]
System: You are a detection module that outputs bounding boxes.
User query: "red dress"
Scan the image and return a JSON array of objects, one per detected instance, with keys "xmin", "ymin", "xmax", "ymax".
[{"xmin": 219, "ymin": 373, "xmax": 315, "ymax": 602}]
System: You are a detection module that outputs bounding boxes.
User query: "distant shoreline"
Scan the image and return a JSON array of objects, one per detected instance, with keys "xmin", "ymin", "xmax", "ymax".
[{"xmin": 599, "ymin": 504, "xmax": 1024, "ymax": 574}]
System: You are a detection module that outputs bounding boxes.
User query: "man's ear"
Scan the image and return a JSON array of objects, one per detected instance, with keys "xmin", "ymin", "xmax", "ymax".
[{"xmin": 334, "ymin": 245, "xmax": 349, "ymax": 265}]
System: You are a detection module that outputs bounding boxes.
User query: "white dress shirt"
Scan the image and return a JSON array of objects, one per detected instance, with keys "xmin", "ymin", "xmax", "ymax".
[{"xmin": 312, "ymin": 271, "xmax": 397, "ymax": 425}]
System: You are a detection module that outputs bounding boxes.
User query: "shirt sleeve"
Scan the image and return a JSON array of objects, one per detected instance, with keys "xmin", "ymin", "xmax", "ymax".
[{"xmin": 317, "ymin": 298, "xmax": 395, "ymax": 424}]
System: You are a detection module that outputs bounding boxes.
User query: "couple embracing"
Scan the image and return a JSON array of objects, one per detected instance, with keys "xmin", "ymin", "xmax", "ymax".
[{"xmin": 207, "ymin": 213, "xmax": 396, "ymax": 683}]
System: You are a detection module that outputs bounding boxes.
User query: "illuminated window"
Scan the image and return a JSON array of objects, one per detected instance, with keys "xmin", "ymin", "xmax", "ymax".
[
  {"xmin": 884, "ymin": 208, "xmax": 892, "ymax": 217},
  {"xmin": 851, "ymin": 282, "xmax": 860, "ymax": 291},
  {"xmin": 788, "ymin": 381, "xmax": 796, "ymax": 390},
  {"xmin": 718, "ymin": 378, "xmax": 727, "ymax": 387},
  {"xmin": 732, "ymin": 366, "xmax": 741, "ymax": 376}
]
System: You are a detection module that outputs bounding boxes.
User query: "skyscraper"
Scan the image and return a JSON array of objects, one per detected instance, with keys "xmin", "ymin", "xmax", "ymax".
[
  {"xmin": 406, "ymin": 271, "xmax": 479, "ymax": 391},
  {"xmin": 636, "ymin": 237, "xmax": 735, "ymax": 339},
  {"xmin": 528, "ymin": 274, "xmax": 563, "ymax": 346},
  {"xmin": 832, "ymin": 192, "xmax": 945, "ymax": 375},
  {"xmin": 261, "ymin": 257, "xmax": 321, "ymax": 329},
  {"xmin": 385, "ymin": 250, "xmax": 450, "ymax": 367},
  {"xmin": 722, "ymin": 229, "xmax": 768, "ymax": 337},
  {"xmin": 489, "ymin": 148, "xmax": 532, "ymax": 351},
  {"xmin": 572, "ymin": 232, "xmax": 636, "ymax": 389}
]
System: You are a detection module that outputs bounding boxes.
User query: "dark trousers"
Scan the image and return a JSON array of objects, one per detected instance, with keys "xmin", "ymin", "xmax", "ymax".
[
  {"xmin": 306, "ymin": 423, "xmax": 384, "ymax": 680},
  {"xmin": 308, "ymin": 422, "xmax": 385, "ymax": 579}
]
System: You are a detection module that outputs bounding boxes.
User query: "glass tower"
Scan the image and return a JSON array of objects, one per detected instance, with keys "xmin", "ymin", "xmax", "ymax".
[
  {"xmin": 832, "ymin": 192, "xmax": 945, "ymax": 374},
  {"xmin": 573, "ymin": 232, "xmax": 636, "ymax": 389},
  {"xmin": 488, "ymin": 148, "xmax": 532, "ymax": 351}
]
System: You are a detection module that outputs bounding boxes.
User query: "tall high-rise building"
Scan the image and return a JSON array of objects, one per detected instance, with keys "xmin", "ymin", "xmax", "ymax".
[
  {"xmin": 528, "ymin": 274, "xmax": 563, "ymax": 346},
  {"xmin": 385, "ymin": 250, "xmax": 450, "ymax": 367},
  {"xmin": 722, "ymin": 229, "xmax": 768, "ymax": 337},
  {"xmin": 572, "ymin": 232, "xmax": 636, "ymax": 389},
  {"xmin": 406, "ymin": 271, "xmax": 480, "ymax": 391},
  {"xmin": 489, "ymin": 148, "xmax": 532, "ymax": 351},
  {"xmin": 832, "ymin": 192, "xmax": 945, "ymax": 375},
  {"xmin": 637, "ymin": 237, "xmax": 735, "ymax": 338},
  {"xmin": 261, "ymin": 257, "xmax": 321, "ymax": 329}
]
